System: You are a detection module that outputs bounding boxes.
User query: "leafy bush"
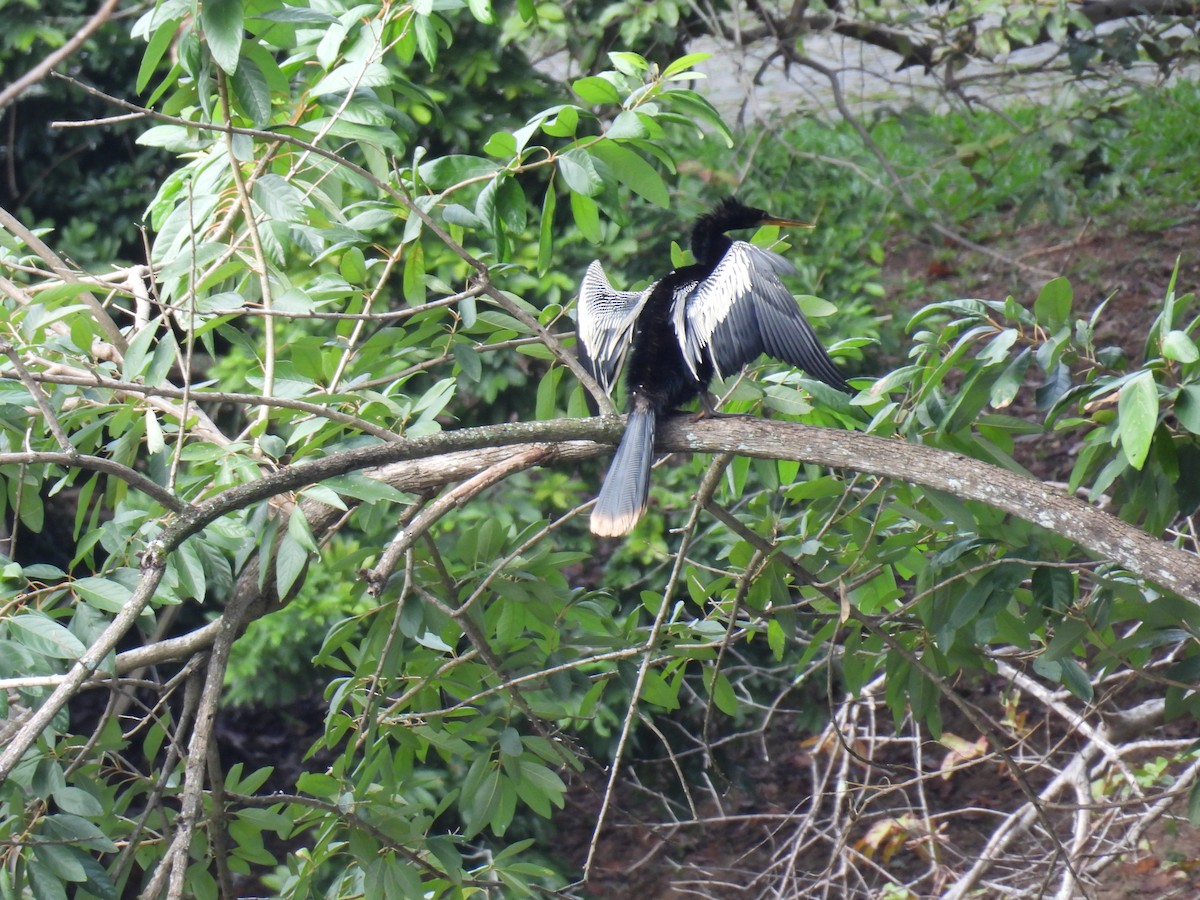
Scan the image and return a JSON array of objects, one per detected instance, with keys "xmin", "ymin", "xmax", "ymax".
[{"xmin": 2, "ymin": 1, "xmax": 1200, "ymax": 897}]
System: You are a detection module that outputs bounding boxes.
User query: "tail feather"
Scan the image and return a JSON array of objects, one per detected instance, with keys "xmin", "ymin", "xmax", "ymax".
[{"xmin": 591, "ymin": 406, "xmax": 657, "ymax": 537}]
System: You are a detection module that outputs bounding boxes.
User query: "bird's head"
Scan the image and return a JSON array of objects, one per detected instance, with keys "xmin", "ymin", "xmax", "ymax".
[{"xmin": 691, "ymin": 196, "xmax": 809, "ymax": 262}]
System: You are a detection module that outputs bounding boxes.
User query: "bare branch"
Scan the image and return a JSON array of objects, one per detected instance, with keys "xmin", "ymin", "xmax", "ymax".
[{"xmin": 0, "ymin": 0, "xmax": 122, "ymax": 112}]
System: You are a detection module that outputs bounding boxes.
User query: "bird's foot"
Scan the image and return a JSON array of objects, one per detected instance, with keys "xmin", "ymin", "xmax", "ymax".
[{"xmin": 689, "ymin": 393, "xmax": 745, "ymax": 420}]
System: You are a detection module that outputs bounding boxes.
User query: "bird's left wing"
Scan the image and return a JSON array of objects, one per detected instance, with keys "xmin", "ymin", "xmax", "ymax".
[
  {"xmin": 674, "ymin": 241, "xmax": 850, "ymax": 392},
  {"xmin": 576, "ymin": 260, "xmax": 653, "ymax": 395}
]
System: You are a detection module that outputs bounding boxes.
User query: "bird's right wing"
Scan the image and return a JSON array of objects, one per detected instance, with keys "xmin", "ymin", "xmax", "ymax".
[
  {"xmin": 675, "ymin": 241, "xmax": 850, "ymax": 392},
  {"xmin": 576, "ymin": 260, "xmax": 652, "ymax": 395}
]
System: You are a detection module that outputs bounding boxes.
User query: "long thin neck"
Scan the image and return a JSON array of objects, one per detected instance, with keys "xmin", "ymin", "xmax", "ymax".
[{"xmin": 689, "ymin": 225, "xmax": 732, "ymax": 267}]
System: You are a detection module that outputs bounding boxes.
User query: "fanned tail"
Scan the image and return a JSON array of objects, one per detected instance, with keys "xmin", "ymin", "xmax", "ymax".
[{"xmin": 591, "ymin": 403, "xmax": 657, "ymax": 537}]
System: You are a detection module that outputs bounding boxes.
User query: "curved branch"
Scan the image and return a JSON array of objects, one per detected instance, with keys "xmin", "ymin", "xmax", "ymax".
[
  {"xmin": 142, "ymin": 414, "xmax": 1200, "ymax": 606},
  {"xmin": 113, "ymin": 414, "xmax": 1200, "ymax": 674},
  {"xmin": 0, "ymin": 0, "xmax": 122, "ymax": 112},
  {"xmin": 6, "ymin": 414, "xmax": 1198, "ymax": 777},
  {"xmin": 0, "ymin": 451, "xmax": 188, "ymax": 513}
]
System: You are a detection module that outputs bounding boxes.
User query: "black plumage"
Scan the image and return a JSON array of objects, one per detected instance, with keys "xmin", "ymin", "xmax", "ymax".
[{"xmin": 577, "ymin": 197, "xmax": 852, "ymax": 537}]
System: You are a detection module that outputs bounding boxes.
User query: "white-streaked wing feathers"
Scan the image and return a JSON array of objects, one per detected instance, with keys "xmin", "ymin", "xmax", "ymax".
[
  {"xmin": 675, "ymin": 241, "xmax": 848, "ymax": 390},
  {"xmin": 576, "ymin": 260, "xmax": 652, "ymax": 395}
]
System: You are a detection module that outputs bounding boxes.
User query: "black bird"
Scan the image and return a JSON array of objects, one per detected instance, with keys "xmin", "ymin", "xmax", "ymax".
[{"xmin": 577, "ymin": 197, "xmax": 852, "ymax": 537}]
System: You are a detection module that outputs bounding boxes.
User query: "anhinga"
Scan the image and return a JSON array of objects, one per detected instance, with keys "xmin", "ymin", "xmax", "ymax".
[{"xmin": 577, "ymin": 197, "xmax": 852, "ymax": 537}]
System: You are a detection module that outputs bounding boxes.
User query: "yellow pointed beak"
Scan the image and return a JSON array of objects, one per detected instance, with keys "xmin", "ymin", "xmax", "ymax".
[{"xmin": 761, "ymin": 215, "xmax": 815, "ymax": 229}]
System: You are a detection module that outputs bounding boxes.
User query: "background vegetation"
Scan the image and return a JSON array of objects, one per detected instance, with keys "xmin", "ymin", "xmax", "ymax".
[{"xmin": 3, "ymin": 1, "xmax": 1200, "ymax": 897}]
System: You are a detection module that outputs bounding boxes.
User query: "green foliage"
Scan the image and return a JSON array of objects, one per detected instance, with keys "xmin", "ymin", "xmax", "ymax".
[{"xmin": 3, "ymin": 0, "xmax": 1200, "ymax": 896}]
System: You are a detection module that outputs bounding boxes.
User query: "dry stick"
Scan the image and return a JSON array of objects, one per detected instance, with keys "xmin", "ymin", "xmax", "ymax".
[
  {"xmin": 118, "ymin": 663, "xmax": 206, "ymax": 895},
  {"xmin": 0, "ymin": 560, "xmax": 166, "ymax": 782},
  {"xmin": 154, "ymin": 557, "xmax": 277, "ymax": 898},
  {"xmin": 49, "ymin": 73, "xmax": 617, "ymax": 415},
  {"xmin": 581, "ymin": 454, "xmax": 731, "ymax": 880},
  {"xmin": 0, "ymin": 204, "xmax": 127, "ymax": 350},
  {"xmin": 205, "ymin": 738, "xmax": 236, "ymax": 900},
  {"xmin": 1084, "ymin": 753, "xmax": 1200, "ymax": 878},
  {"xmin": 363, "ymin": 445, "xmax": 552, "ymax": 593},
  {"xmin": 26, "ymin": 370, "xmax": 404, "ymax": 443},
  {"xmin": 704, "ymin": 501, "xmax": 1094, "ymax": 897},
  {"xmin": 995, "ymin": 658, "xmax": 1144, "ymax": 799},
  {"xmin": 216, "ymin": 71, "xmax": 278, "ymax": 445},
  {"xmin": 0, "ymin": 0, "xmax": 121, "ymax": 112},
  {"xmin": 0, "ymin": 451, "xmax": 186, "ymax": 513}
]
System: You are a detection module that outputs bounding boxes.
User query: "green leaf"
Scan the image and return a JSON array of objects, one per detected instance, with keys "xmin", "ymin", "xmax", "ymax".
[
  {"xmin": 122, "ymin": 319, "xmax": 161, "ymax": 381},
  {"xmin": 33, "ymin": 842, "xmax": 87, "ymax": 883},
  {"xmin": 588, "ymin": 140, "xmax": 668, "ymax": 207},
  {"xmin": 73, "ymin": 577, "xmax": 132, "ymax": 614},
  {"xmin": 1031, "ymin": 567, "xmax": 1074, "ymax": 611},
  {"xmin": 275, "ymin": 511, "xmax": 315, "ymax": 599},
  {"xmin": 453, "ymin": 342, "xmax": 482, "ymax": 382},
  {"xmin": 608, "ymin": 51, "xmax": 649, "ymax": 75},
  {"xmin": 540, "ymin": 106, "xmax": 579, "ymax": 138},
  {"xmin": 606, "ymin": 109, "xmax": 648, "ymax": 140},
  {"xmin": 535, "ymin": 366, "xmax": 562, "ymax": 420},
  {"xmin": 662, "ymin": 51, "xmax": 713, "ymax": 79},
  {"xmin": 537, "ymin": 184, "xmax": 556, "ymax": 275},
  {"xmin": 417, "ymin": 154, "xmax": 498, "ymax": 191},
  {"xmin": 766, "ymin": 618, "xmax": 786, "ymax": 660},
  {"xmin": 556, "ymin": 149, "xmax": 603, "ymax": 197},
  {"xmin": 1034, "ymin": 277, "xmax": 1072, "ymax": 329},
  {"xmin": 1175, "ymin": 385, "xmax": 1200, "ymax": 434},
  {"xmin": 483, "ymin": 131, "xmax": 516, "ymax": 158},
  {"xmin": 230, "ymin": 54, "xmax": 271, "ymax": 125},
  {"xmin": 989, "ymin": 347, "xmax": 1032, "ymax": 409},
  {"xmin": 516, "ymin": 759, "xmax": 566, "ymax": 814},
  {"xmin": 1162, "ymin": 329, "xmax": 1199, "ymax": 363},
  {"xmin": 296, "ymin": 772, "xmax": 340, "ymax": 799},
  {"xmin": 569, "ymin": 191, "xmax": 601, "ymax": 243},
  {"xmin": 340, "ymin": 247, "xmax": 367, "ymax": 284},
  {"xmin": 1057, "ymin": 657, "xmax": 1095, "ymax": 702},
  {"xmin": 704, "ymin": 668, "xmax": 739, "ymax": 716},
  {"xmin": 366, "ymin": 857, "xmax": 423, "ymax": 899},
  {"xmin": 11, "ymin": 612, "xmax": 87, "ymax": 660},
  {"xmin": 662, "ymin": 89, "xmax": 732, "ymax": 146},
  {"xmin": 137, "ymin": 16, "xmax": 181, "ymax": 93},
  {"xmin": 795, "ymin": 294, "xmax": 838, "ymax": 317},
  {"xmin": 571, "ymin": 76, "xmax": 621, "ymax": 106},
  {"xmin": 403, "ymin": 242, "xmax": 426, "ymax": 305},
  {"xmin": 172, "ymin": 539, "xmax": 208, "ymax": 602},
  {"xmin": 1188, "ymin": 778, "xmax": 1200, "ymax": 827},
  {"xmin": 201, "ymin": 0, "xmax": 244, "ymax": 75},
  {"xmin": 639, "ymin": 670, "xmax": 680, "ymax": 709},
  {"xmin": 466, "ymin": 0, "xmax": 493, "ymax": 23},
  {"xmin": 51, "ymin": 786, "xmax": 103, "ymax": 818},
  {"xmin": 1117, "ymin": 370, "xmax": 1158, "ymax": 470},
  {"xmin": 310, "ymin": 61, "xmax": 394, "ymax": 96},
  {"xmin": 498, "ymin": 728, "xmax": 523, "ymax": 757}
]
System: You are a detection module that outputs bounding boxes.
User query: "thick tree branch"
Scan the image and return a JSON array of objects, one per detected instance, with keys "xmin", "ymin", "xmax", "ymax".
[
  {"xmin": 6, "ymin": 414, "xmax": 1198, "ymax": 774},
  {"xmin": 98, "ymin": 415, "xmax": 1200, "ymax": 678}
]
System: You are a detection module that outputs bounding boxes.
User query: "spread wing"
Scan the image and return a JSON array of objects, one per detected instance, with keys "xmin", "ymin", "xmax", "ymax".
[
  {"xmin": 673, "ymin": 241, "xmax": 850, "ymax": 392},
  {"xmin": 576, "ymin": 260, "xmax": 653, "ymax": 395}
]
